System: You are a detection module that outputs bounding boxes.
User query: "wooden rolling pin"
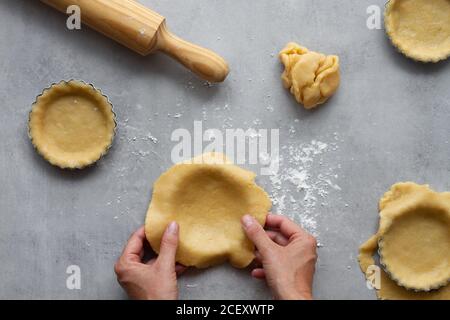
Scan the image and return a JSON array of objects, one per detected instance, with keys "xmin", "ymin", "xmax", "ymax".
[{"xmin": 42, "ymin": 0, "xmax": 229, "ymax": 82}]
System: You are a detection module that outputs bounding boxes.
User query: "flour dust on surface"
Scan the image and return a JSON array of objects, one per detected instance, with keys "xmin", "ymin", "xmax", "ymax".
[{"xmin": 263, "ymin": 135, "xmax": 342, "ymax": 241}]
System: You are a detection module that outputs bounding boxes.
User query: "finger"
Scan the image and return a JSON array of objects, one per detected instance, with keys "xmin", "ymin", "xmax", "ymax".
[
  {"xmin": 251, "ymin": 251, "xmax": 262, "ymax": 268},
  {"xmin": 251, "ymin": 268, "xmax": 266, "ymax": 280},
  {"xmin": 265, "ymin": 214, "xmax": 305, "ymax": 239},
  {"xmin": 266, "ymin": 230, "xmax": 290, "ymax": 246},
  {"xmin": 254, "ymin": 250, "xmax": 263, "ymax": 263},
  {"xmin": 157, "ymin": 221, "xmax": 179, "ymax": 268},
  {"xmin": 176, "ymin": 264, "xmax": 187, "ymax": 275},
  {"xmin": 242, "ymin": 215, "xmax": 275, "ymax": 255},
  {"xmin": 121, "ymin": 226, "xmax": 146, "ymax": 263}
]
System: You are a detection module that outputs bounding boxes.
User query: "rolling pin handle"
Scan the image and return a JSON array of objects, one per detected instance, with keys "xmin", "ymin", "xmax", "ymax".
[{"xmin": 156, "ymin": 22, "xmax": 229, "ymax": 83}]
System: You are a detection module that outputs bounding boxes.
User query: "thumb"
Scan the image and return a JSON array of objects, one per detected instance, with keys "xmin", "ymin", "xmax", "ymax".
[
  {"xmin": 241, "ymin": 215, "xmax": 274, "ymax": 255},
  {"xmin": 157, "ymin": 221, "xmax": 179, "ymax": 268}
]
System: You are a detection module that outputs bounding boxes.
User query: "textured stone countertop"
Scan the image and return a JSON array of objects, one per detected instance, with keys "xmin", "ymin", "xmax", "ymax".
[{"xmin": 0, "ymin": 0, "xmax": 448, "ymax": 299}]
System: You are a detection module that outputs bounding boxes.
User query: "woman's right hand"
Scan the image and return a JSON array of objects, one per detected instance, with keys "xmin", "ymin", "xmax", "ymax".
[{"xmin": 241, "ymin": 214, "xmax": 318, "ymax": 300}]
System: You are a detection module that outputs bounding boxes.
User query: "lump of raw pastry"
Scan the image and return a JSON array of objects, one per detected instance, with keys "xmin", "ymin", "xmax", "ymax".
[
  {"xmin": 145, "ymin": 152, "xmax": 272, "ymax": 269},
  {"xmin": 279, "ymin": 42, "xmax": 340, "ymax": 109},
  {"xmin": 358, "ymin": 182, "xmax": 450, "ymax": 300}
]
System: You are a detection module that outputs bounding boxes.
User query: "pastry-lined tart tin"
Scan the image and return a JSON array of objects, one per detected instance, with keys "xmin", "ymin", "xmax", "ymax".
[
  {"xmin": 28, "ymin": 80, "xmax": 117, "ymax": 169},
  {"xmin": 378, "ymin": 238, "xmax": 450, "ymax": 293},
  {"xmin": 374, "ymin": 183, "xmax": 450, "ymax": 293},
  {"xmin": 384, "ymin": 0, "xmax": 450, "ymax": 63}
]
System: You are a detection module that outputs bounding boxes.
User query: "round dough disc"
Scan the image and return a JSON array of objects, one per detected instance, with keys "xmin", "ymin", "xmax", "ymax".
[{"xmin": 145, "ymin": 153, "xmax": 272, "ymax": 268}]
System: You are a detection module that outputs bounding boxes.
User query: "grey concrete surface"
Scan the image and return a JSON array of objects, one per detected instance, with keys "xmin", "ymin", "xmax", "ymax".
[{"xmin": 0, "ymin": 0, "xmax": 449, "ymax": 299}]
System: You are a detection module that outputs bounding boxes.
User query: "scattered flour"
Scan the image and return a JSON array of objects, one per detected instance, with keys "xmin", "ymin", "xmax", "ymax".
[
  {"xmin": 263, "ymin": 139, "xmax": 341, "ymax": 239},
  {"xmin": 185, "ymin": 81, "xmax": 195, "ymax": 90},
  {"xmin": 143, "ymin": 132, "xmax": 158, "ymax": 144}
]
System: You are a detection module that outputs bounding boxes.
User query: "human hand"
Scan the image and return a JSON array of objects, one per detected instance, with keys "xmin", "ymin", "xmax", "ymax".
[
  {"xmin": 241, "ymin": 214, "xmax": 317, "ymax": 300},
  {"xmin": 114, "ymin": 223, "xmax": 186, "ymax": 300}
]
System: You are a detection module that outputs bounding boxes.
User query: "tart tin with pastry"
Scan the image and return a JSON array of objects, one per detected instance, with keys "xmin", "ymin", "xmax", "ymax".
[
  {"xmin": 359, "ymin": 182, "xmax": 450, "ymax": 300},
  {"xmin": 385, "ymin": 0, "xmax": 450, "ymax": 62},
  {"xmin": 28, "ymin": 80, "xmax": 116, "ymax": 169}
]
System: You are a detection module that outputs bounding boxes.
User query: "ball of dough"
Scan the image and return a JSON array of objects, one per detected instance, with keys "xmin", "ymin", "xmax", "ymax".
[
  {"xmin": 145, "ymin": 153, "xmax": 272, "ymax": 269},
  {"xmin": 279, "ymin": 42, "xmax": 340, "ymax": 109}
]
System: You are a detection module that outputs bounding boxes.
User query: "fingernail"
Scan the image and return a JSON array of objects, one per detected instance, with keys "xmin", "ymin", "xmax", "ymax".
[
  {"xmin": 242, "ymin": 215, "xmax": 254, "ymax": 228},
  {"xmin": 167, "ymin": 221, "xmax": 178, "ymax": 235}
]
